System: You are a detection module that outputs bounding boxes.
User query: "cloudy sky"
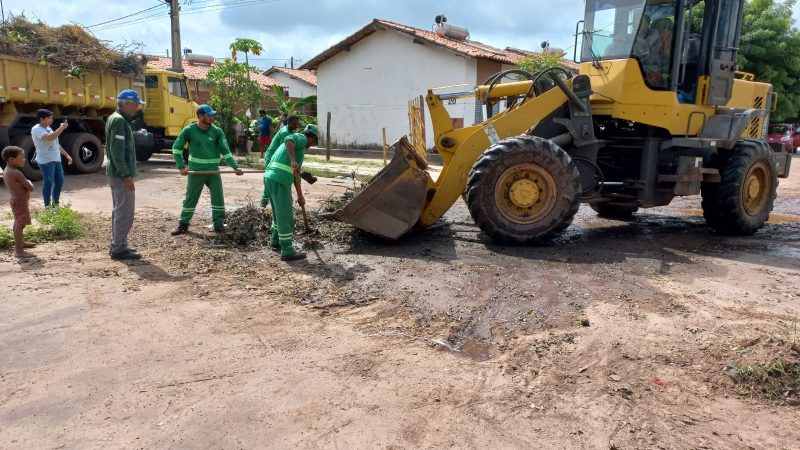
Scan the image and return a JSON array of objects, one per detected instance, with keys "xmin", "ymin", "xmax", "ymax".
[
  {"xmin": 6, "ymin": 0, "xmax": 800, "ymax": 72},
  {"xmin": 4, "ymin": 0, "xmax": 587, "ymax": 71}
]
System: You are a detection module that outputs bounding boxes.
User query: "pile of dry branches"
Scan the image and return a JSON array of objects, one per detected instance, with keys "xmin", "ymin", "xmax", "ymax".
[{"xmin": 0, "ymin": 14, "xmax": 145, "ymax": 78}]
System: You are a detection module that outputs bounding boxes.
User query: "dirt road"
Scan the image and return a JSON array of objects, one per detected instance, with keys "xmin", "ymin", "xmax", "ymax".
[{"xmin": 1, "ymin": 156, "xmax": 799, "ymax": 448}]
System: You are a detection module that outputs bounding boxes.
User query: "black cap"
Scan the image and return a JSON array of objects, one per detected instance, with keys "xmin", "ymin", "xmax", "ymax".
[{"xmin": 36, "ymin": 109, "xmax": 53, "ymax": 120}]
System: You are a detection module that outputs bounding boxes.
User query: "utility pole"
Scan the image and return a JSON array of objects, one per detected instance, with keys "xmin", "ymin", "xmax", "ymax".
[{"xmin": 166, "ymin": 0, "xmax": 183, "ymax": 72}]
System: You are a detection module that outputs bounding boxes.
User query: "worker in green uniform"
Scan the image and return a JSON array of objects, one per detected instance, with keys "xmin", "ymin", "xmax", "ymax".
[
  {"xmin": 260, "ymin": 114, "xmax": 301, "ymax": 208},
  {"xmin": 170, "ymin": 104, "xmax": 243, "ymax": 235},
  {"xmin": 265, "ymin": 124, "xmax": 319, "ymax": 261}
]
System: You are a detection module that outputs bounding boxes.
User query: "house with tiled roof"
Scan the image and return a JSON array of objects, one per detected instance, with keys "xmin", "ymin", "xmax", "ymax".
[
  {"xmin": 263, "ymin": 66, "xmax": 317, "ymax": 99},
  {"xmin": 300, "ymin": 18, "xmax": 573, "ymax": 148},
  {"xmin": 145, "ymin": 54, "xmax": 284, "ymax": 106}
]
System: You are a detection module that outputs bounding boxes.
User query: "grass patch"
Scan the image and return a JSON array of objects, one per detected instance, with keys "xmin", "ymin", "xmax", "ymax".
[
  {"xmin": 304, "ymin": 167, "xmax": 373, "ymax": 182},
  {"xmin": 304, "ymin": 155, "xmax": 385, "ymax": 168},
  {"xmin": 234, "ymin": 154, "xmax": 373, "ymax": 181},
  {"xmin": 237, "ymin": 153, "xmax": 266, "ymax": 171},
  {"xmin": 0, "ymin": 204, "xmax": 87, "ymax": 250},
  {"xmin": 730, "ymin": 357, "xmax": 800, "ymax": 401},
  {"xmin": 729, "ymin": 319, "xmax": 800, "ymax": 403}
]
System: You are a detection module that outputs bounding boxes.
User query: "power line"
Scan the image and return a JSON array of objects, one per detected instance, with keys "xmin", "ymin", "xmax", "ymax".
[
  {"xmin": 89, "ymin": 0, "xmax": 281, "ymax": 31},
  {"xmin": 86, "ymin": 3, "xmax": 167, "ymax": 29},
  {"xmin": 90, "ymin": 11, "xmax": 170, "ymax": 31},
  {"xmin": 181, "ymin": 0, "xmax": 280, "ymax": 16}
]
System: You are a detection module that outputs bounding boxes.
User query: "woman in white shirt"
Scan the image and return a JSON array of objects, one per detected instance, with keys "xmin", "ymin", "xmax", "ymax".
[{"xmin": 30, "ymin": 109, "xmax": 72, "ymax": 207}]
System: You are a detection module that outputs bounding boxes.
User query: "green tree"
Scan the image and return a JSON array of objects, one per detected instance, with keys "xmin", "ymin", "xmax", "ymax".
[
  {"xmin": 229, "ymin": 38, "xmax": 264, "ymax": 80},
  {"xmin": 516, "ymin": 52, "xmax": 565, "ymax": 74},
  {"xmin": 264, "ymin": 85, "xmax": 318, "ymax": 125},
  {"xmin": 738, "ymin": 0, "xmax": 800, "ymax": 121},
  {"xmin": 203, "ymin": 58, "xmax": 264, "ymax": 148}
]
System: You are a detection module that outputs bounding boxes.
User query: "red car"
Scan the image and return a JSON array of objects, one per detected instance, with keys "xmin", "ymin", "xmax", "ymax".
[{"xmin": 767, "ymin": 123, "xmax": 800, "ymax": 154}]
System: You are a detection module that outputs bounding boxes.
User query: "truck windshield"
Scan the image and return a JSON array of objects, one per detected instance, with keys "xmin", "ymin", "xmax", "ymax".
[
  {"xmin": 581, "ymin": 0, "xmax": 647, "ymax": 61},
  {"xmin": 769, "ymin": 125, "xmax": 791, "ymax": 135}
]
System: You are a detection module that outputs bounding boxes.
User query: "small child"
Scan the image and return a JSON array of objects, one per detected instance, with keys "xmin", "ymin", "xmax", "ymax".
[{"xmin": 2, "ymin": 146, "xmax": 36, "ymax": 258}]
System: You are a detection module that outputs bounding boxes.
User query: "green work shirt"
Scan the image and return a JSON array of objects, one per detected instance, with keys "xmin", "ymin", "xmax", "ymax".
[
  {"xmin": 172, "ymin": 123, "xmax": 238, "ymax": 171},
  {"xmin": 264, "ymin": 126, "xmax": 293, "ymax": 165},
  {"xmin": 265, "ymin": 133, "xmax": 307, "ymax": 186},
  {"xmin": 105, "ymin": 110, "xmax": 137, "ymax": 178}
]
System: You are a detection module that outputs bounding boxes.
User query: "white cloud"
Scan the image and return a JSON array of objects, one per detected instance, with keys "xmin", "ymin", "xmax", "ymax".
[{"xmin": 5, "ymin": 0, "xmax": 800, "ymax": 72}]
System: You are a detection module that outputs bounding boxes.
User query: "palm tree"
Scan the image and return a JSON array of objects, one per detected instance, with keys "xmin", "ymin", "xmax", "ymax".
[{"xmin": 229, "ymin": 38, "xmax": 264, "ymax": 79}]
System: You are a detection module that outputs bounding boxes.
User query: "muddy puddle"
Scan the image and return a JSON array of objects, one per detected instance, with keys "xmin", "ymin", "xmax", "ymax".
[{"xmin": 430, "ymin": 337, "xmax": 494, "ymax": 361}]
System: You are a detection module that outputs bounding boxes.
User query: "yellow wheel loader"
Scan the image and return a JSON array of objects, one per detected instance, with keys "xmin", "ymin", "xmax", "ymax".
[{"xmin": 333, "ymin": 0, "xmax": 792, "ymax": 243}]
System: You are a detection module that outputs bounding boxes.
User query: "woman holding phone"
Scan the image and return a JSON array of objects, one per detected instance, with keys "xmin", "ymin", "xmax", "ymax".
[{"xmin": 30, "ymin": 109, "xmax": 73, "ymax": 207}]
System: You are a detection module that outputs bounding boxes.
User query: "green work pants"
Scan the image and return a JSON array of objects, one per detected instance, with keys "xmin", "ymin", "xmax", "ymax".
[
  {"xmin": 265, "ymin": 178, "xmax": 296, "ymax": 257},
  {"xmin": 179, "ymin": 173, "xmax": 226, "ymax": 226},
  {"xmin": 261, "ymin": 177, "xmax": 270, "ymax": 208}
]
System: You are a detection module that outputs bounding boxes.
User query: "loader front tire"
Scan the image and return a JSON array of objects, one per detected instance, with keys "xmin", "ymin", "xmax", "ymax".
[
  {"xmin": 701, "ymin": 139, "xmax": 777, "ymax": 235},
  {"xmin": 466, "ymin": 136, "xmax": 581, "ymax": 245}
]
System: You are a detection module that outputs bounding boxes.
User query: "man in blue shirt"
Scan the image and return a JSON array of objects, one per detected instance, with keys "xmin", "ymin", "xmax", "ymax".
[
  {"xmin": 31, "ymin": 109, "xmax": 73, "ymax": 207},
  {"xmin": 257, "ymin": 109, "xmax": 272, "ymax": 159}
]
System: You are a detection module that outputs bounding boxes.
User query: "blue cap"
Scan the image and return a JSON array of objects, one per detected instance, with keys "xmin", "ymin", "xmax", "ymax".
[
  {"xmin": 196, "ymin": 104, "xmax": 217, "ymax": 116},
  {"xmin": 117, "ymin": 89, "xmax": 145, "ymax": 104}
]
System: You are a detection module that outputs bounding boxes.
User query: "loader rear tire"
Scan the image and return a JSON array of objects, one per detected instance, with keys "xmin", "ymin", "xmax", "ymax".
[
  {"xmin": 701, "ymin": 139, "xmax": 777, "ymax": 235},
  {"xmin": 590, "ymin": 202, "xmax": 638, "ymax": 219},
  {"xmin": 466, "ymin": 136, "xmax": 581, "ymax": 245}
]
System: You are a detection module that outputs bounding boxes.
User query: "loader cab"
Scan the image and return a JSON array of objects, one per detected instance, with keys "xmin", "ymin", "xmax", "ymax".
[{"xmin": 580, "ymin": 0, "xmax": 745, "ymax": 105}]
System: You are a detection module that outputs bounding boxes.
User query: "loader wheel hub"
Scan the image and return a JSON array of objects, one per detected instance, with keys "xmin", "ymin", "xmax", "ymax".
[
  {"xmin": 509, "ymin": 179, "xmax": 539, "ymax": 207},
  {"xmin": 495, "ymin": 163, "xmax": 557, "ymax": 224},
  {"xmin": 743, "ymin": 161, "xmax": 769, "ymax": 215}
]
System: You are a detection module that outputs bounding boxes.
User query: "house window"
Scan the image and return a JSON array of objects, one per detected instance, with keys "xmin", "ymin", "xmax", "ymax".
[
  {"xmin": 167, "ymin": 76, "xmax": 189, "ymax": 99},
  {"xmin": 145, "ymin": 75, "xmax": 158, "ymax": 88}
]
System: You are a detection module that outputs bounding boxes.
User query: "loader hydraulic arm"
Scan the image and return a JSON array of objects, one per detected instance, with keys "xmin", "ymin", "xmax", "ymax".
[{"xmin": 419, "ymin": 77, "xmax": 574, "ymax": 227}]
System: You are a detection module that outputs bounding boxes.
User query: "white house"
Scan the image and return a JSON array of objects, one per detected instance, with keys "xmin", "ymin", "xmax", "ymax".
[
  {"xmin": 300, "ymin": 19, "xmax": 575, "ymax": 149},
  {"xmin": 263, "ymin": 66, "xmax": 317, "ymax": 99}
]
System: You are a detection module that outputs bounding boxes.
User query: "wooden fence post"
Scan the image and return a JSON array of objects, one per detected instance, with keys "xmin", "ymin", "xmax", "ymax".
[
  {"xmin": 325, "ymin": 111, "xmax": 332, "ymax": 161},
  {"xmin": 382, "ymin": 127, "xmax": 388, "ymax": 166}
]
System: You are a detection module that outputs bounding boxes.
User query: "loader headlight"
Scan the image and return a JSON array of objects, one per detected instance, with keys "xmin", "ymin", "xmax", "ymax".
[{"xmin": 781, "ymin": 134, "xmax": 791, "ymax": 142}]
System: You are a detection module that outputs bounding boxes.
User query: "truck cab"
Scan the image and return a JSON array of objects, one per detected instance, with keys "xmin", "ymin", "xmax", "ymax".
[{"xmin": 133, "ymin": 68, "xmax": 198, "ymax": 161}]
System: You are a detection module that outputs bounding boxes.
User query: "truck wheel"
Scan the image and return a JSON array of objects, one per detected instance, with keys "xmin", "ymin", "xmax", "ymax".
[
  {"xmin": 136, "ymin": 146, "xmax": 154, "ymax": 162},
  {"xmin": 10, "ymin": 135, "xmax": 43, "ymax": 181},
  {"xmin": 701, "ymin": 140, "xmax": 777, "ymax": 235},
  {"xmin": 466, "ymin": 135, "xmax": 581, "ymax": 244},
  {"xmin": 590, "ymin": 202, "xmax": 638, "ymax": 219},
  {"xmin": 61, "ymin": 133, "xmax": 104, "ymax": 174}
]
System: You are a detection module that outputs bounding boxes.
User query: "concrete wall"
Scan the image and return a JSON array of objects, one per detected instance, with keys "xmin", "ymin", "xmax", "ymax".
[
  {"xmin": 316, "ymin": 29, "xmax": 479, "ymax": 149},
  {"xmin": 269, "ymin": 72, "xmax": 317, "ymax": 99}
]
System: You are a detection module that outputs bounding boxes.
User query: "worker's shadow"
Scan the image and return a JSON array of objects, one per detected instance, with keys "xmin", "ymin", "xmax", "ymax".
[
  {"xmin": 15, "ymin": 256, "xmax": 45, "ymax": 270},
  {"xmin": 326, "ymin": 221, "xmax": 462, "ymax": 261},
  {"xmin": 290, "ymin": 246, "xmax": 373, "ymax": 282},
  {"xmin": 120, "ymin": 259, "xmax": 190, "ymax": 282}
]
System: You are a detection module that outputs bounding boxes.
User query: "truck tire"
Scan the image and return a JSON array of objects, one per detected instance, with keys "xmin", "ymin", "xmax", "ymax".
[
  {"xmin": 701, "ymin": 140, "xmax": 777, "ymax": 235},
  {"xmin": 61, "ymin": 133, "xmax": 104, "ymax": 174},
  {"xmin": 133, "ymin": 130, "xmax": 156, "ymax": 162},
  {"xmin": 10, "ymin": 135, "xmax": 43, "ymax": 181},
  {"xmin": 136, "ymin": 146, "xmax": 154, "ymax": 162},
  {"xmin": 466, "ymin": 135, "xmax": 581, "ymax": 244},
  {"xmin": 590, "ymin": 202, "xmax": 639, "ymax": 219}
]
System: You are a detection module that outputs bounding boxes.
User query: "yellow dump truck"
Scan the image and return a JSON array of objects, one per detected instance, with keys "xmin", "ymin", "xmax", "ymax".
[{"xmin": 0, "ymin": 54, "xmax": 196, "ymax": 180}]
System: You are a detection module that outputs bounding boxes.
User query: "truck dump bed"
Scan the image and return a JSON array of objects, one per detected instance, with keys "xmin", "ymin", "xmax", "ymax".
[{"xmin": 0, "ymin": 53, "xmax": 143, "ymax": 113}]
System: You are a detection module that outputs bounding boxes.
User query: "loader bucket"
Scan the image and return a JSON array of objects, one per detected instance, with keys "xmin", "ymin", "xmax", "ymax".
[{"xmin": 333, "ymin": 136, "xmax": 432, "ymax": 239}]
